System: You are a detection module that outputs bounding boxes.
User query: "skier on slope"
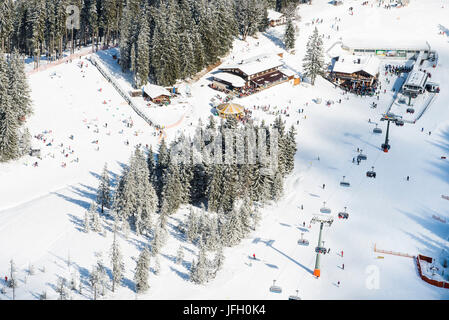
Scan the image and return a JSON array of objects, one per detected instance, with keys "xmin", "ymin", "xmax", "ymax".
[{"xmin": 341, "ymin": 250, "xmax": 344, "ymax": 257}]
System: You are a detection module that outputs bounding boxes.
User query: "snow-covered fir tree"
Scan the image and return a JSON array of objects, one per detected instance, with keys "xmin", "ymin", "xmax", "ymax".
[
  {"xmin": 89, "ymin": 265, "xmax": 99, "ymax": 300},
  {"xmin": 187, "ymin": 206, "xmax": 200, "ymax": 243},
  {"xmin": 154, "ymin": 256, "xmax": 161, "ymax": 275},
  {"xmin": 134, "ymin": 247, "xmax": 151, "ymax": 293},
  {"xmin": 176, "ymin": 245, "xmax": 184, "ymax": 265},
  {"xmin": 190, "ymin": 243, "xmax": 211, "ymax": 284},
  {"xmin": 302, "ymin": 26, "xmax": 324, "ymax": 85},
  {"xmin": 284, "ymin": 18, "xmax": 296, "ymax": 50},
  {"xmin": 84, "ymin": 211, "xmax": 90, "ymax": 233},
  {"xmin": 110, "ymin": 226, "xmax": 124, "ymax": 292},
  {"xmin": 97, "ymin": 163, "xmax": 111, "ymax": 214},
  {"xmin": 56, "ymin": 277, "xmax": 68, "ymax": 300},
  {"xmin": 90, "ymin": 201, "xmax": 101, "ymax": 232}
]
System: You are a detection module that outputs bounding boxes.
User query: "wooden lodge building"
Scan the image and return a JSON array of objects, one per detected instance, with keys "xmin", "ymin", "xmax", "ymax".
[
  {"xmin": 267, "ymin": 9, "xmax": 288, "ymax": 27},
  {"xmin": 143, "ymin": 84, "xmax": 171, "ymax": 104},
  {"xmin": 328, "ymin": 55, "xmax": 380, "ymax": 94},
  {"xmin": 211, "ymin": 54, "xmax": 296, "ymax": 95}
]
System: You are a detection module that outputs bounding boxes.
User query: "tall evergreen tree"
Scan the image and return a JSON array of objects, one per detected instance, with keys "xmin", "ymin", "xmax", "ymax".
[
  {"xmin": 110, "ymin": 226, "xmax": 124, "ymax": 292},
  {"xmin": 134, "ymin": 247, "xmax": 151, "ymax": 293},
  {"xmin": 284, "ymin": 18, "xmax": 296, "ymax": 50},
  {"xmin": 302, "ymin": 27, "xmax": 324, "ymax": 85},
  {"xmin": 97, "ymin": 163, "xmax": 112, "ymax": 213}
]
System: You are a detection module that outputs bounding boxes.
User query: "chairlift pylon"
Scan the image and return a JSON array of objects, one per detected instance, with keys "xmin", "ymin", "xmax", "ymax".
[
  {"xmin": 340, "ymin": 175, "xmax": 350, "ymax": 187},
  {"xmin": 288, "ymin": 290, "xmax": 301, "ymax": 300},
  {"xmin": 269, "ymin": 280, "xmax": 282, "ymax": 293}
]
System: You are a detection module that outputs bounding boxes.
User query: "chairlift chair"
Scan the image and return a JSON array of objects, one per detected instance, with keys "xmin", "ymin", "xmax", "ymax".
[
  {"xmin": 320, "ymin": 202, "xmax": 331, "ymax": 214},
  {"xmin": 270, "ymin": 280, "xmax": 282, "ymax": 293},
  {"xmin": 338, "ymin": 207, "xmax": 349, "ymax": 219},
  {"xmin": 288, "ymin": 290, "xmax": 301, "ymax": 300},
  {"xmin": 366, "ymin": 166, "xmax": 376, "ymax": 178},
  {"xmin": 373, "ymin": 124, "xmax": 382, "ymax": 134},
  {"xmin": 297, "ymin": 233, "xmax": 310, "ymax": 246},
  {"xmin": 315, "ymin": 246, "xmax": 327, "ymax": 254},
  {"xmin": 340, "ymin": 175, "xmax": 350, "ymax": 187}
]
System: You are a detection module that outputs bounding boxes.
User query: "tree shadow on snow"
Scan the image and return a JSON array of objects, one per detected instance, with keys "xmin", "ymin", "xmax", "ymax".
[
  {"xmin": 397, "ymin": 207, "xmax": 449, "ymax": 257},
  {"xmin": 67, "ymin": 213, "xmax": 85, "ymax": 232},
  {"xmin": 170, "ymin": 266, "xmax": 190, "ymax": 281},
  {"xmin": 426, "ymin": 128, "xmax": 449, "ymax": 186},
  {"xmin": 261, "ymin": 30, "xmax": 286, "ymax": 50}
]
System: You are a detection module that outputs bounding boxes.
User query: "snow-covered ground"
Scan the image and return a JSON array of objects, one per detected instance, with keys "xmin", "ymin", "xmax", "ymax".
[{"xmin": 1, "ymin": 0, "xmax": 449, "ymax": 300}]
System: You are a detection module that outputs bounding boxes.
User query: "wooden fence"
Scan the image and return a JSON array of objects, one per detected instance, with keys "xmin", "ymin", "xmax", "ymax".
[
  {"xmin": 88, "ymin": 56, "xmax": 158, "ymax": 129},
  {"xmin": 416, "ymin": 255, "xmax": 449, "ymax": 289},
  {"xmin": 373, "ymin": 243, "xmax": 414, "ymax": 258}
]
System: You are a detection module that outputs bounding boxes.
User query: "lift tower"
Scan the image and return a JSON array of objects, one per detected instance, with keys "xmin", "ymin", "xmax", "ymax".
[
  {"xmin": 311, "ymin": 215, "xmax": 334, "ymax": 277},
  {"xmin": 380, "ymin": 113, "xmax": 403, "ymax": 152}
]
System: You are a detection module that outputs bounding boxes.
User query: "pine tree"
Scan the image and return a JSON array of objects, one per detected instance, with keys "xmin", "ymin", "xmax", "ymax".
[
  {"xmin": 204, "ymin": 214, "xmax": 221, "ymax": 251},
  {"xmin": 90, "ymin": 201, "xmax": 101, "ymax": 232},
  {"xmin": 97, "ymin": 163, "xmax": 111, "ymax": 213},
  {"xmin": 175, "ymin": 245, "xmax": 184, "ymax": 265},
  {"xmin": 154, "ymin": 256, "xmax": 161, "ymax": 275},
  {"xmin": 89, "ymin": 265, "xmax": 99, "ymax": 300},
  {"xmin": 206, "ymin": 165, "xmax": 223, "ymax": 213},
  {"xmin": 160, "ymin": 160, "xmax": 184, "ymax": 216},
  {"xmin": 284, "ymin": 18, "xmax": 296, "ymax": 50},
  {"xmin": 135, "ymin": 7, "xmax": 150, "ymax": 87},
  {"xmin": 187, "ymin": 207, "xmax": 200, "ymax": 243},
  {"xmin": 213, "ymin": 245, "xmax": 225, "ymax": 274},
  {"xmin": 84, "ymin": 211, "xmax": 90, "ymax": 233},
  {"xmin": 190, "ymin": 244, "xmax": 210, "ymax": 284},
  {"xmin": 150, "ymin": 225, "xmax": 164, "ymax": 256},
  {"xmin": 56, "ymin": 277, "xmax": 68, "ymax": 300},
  {"xmin": 302, "ymin": 27, "xmax": 324, "ymax": 85},
  {"xmin": 134, "ymin": 247, "xmax": 151, "ymax": 293},
  {"xmin": 110, "ymin": 226, "xmax": 124, "ymax": 292},
  {"xmin": 220, "ymin": 207, "xmax": 244, "ymax": 247},
  {"xmin": 0, "ymin": 51, "xmax": 18, "ymax": 162}
]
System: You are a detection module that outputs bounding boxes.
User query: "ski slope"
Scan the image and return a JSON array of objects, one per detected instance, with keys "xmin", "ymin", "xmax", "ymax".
[{"xmin": 1, "ymin": 0, "xmax": 449, "ymax": 300}]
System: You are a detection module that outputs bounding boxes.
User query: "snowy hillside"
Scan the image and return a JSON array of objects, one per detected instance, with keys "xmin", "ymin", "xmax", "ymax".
[{"xmin": 1, "ymin": 0, "xmax": 449, "ymax": 300}]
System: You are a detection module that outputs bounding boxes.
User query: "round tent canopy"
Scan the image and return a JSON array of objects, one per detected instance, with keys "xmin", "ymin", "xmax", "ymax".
[{"xmin": 216, "ymin": 103, "xmax": 245, "ymax": 118}]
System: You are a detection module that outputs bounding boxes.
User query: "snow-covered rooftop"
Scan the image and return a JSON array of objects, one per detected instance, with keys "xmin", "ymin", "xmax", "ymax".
[
  {"xmin": 279, "ymin": 67, "xmax": 297, "ymax": 77},
  {"xmin": 143, "ymin": 83, "xmax": 171, "ymax": 99},
  {"xmin": 342, "ymin": 38, "xmax": 431, "ymax": 51},
  {"xmin": 404, "ymin": 70, "xmax": 428, "ymax": 88},
  {"xmin": 213, "ymin": 72, "xmax": 246, "ymax": 87},
  {"xmin": 220, "ymin": 54, "xmax": 284, "ymax": 77},
  {"xmin": 267, "ymin": 9, "xmax": 284, "ymax": 21},
  {"xmin": 332, "ymin": 55, "xmax": 380, "ymax": 77}
]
